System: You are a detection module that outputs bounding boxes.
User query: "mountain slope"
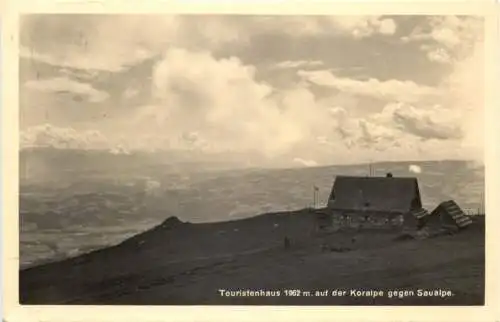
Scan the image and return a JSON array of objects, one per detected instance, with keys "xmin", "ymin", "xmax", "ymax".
[{"xmin": 20, "ymin": 211, "xmax": 485, "ymax": 305}]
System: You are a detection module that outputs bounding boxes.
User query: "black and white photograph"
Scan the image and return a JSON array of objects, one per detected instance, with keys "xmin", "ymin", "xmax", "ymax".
[{"xmin": 16, "ymin": 12, "xmax": 488, "ymax": 307}]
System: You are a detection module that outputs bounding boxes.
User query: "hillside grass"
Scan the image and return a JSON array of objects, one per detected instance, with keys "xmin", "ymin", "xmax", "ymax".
[{"xmin": 20, "ymin": 210, "xmax": 485, "ymax": 306}]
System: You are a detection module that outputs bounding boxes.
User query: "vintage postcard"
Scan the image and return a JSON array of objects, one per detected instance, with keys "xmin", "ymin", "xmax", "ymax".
[{"xmin": 2, "ymin": 0, "xmax": 500, "ymax": 321}]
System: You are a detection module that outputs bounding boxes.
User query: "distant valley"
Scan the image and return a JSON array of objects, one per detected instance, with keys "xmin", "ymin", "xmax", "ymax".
[{"xmin": 19, "ymin": 148, "xmax": 485, "ymax": 268}]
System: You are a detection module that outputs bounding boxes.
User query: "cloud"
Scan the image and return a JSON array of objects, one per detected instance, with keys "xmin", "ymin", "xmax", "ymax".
[
  {"xmin": 430, "ymin": 27, "xmax": 461, "ymax": 48},
  {"xmin": 428, "ymin": 16, "xmax": 482, "ymax": 50},
  {"xmin": 141, "ymin": 47, "xmax": 333, "ymax": 155},
  {"xmin": 314, "ymin": 100, "xmax": 471, "ymax": 160},
  {"xmin": 110, "ymin": 144, "xmax": 131, "ymax": 155},
  {"xmin": 272, "ymin": 60, "xmax": 324, "ymax": 70},
  {"xmin": 444, "ymin": 33, "xmax": 484, "ymax": 162},
  {"xmin": 293, "ymin": 158, "xmax": 318, "ymax": 167},
  {"xmin": 297, "ymin": 70, "xmax": 439, "ymax": 103},
  {"xmin": 144, "ymin": 179, "xmax": 162, "ymax": 196},
  {"xmin": 20, "ymin": 15, "xmax": 397, "ymax": 72},
  {"xmin": 228, "ymin": 16, "xmax": 398, "ymax": 40},
  {"xmin": 19, "ymin": 16, "xmax": 483, "ymax": 166},
  {"xmin": 409, "ymin": 164, "xmax": 422, "ymax": 173},
  {"xmin": 403, "ymin": 16, "xmax": 483, "ymax": 64},
  {"xmin": 21, "ymin": 124, "xmax": 110, "ymax": 150},
  {"xmin": 357, "ymin": 118, "xmax": 397, "ymax": 147},
  {"xmin": 378, "ymin": 18, "xmax": 397, "ymax": 35},
  {"xmin": 76, "ymin": 44, "xmax": 477, "ymax": 163},
  {"xmin": 400, "ymin": 17, "xmax": 484, "ymax": 162},
  {"xmin": 384, "ymin": 103, "xmax": 463, "ymax": 140},
  {"xmin": 20, "ymin": 124, "xmax": 137, "ymax": 156},
  {"xmin": 20, "ymin": 15, "xmax": 179, "ymax": 72},
  {"xmin": 426, "ymin": 48, "xmax": 452, "ymax": 64},
  {"xmin": 59, "ymin": 67, "xmax": 100, "ymax": 81},
  {"xmin": 23, "ymin": 77, "xmax": 109, "ymax": 103},
  {"xmin": 328, "ymin": 16, "xmax": 396, "ymax": 38},
  {"xmin": 123, "ymin": 86, "xmax": 140, "ymax": 99}
]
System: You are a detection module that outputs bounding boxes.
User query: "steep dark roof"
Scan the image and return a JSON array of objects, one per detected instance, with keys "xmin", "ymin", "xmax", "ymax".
[
  {"xmin": 430, "ymin": 200, "xmax": 472, "ymax": 228},
  {"xmin": 327, "ymin": 175, "xmax": 421, "ymax": 213}
]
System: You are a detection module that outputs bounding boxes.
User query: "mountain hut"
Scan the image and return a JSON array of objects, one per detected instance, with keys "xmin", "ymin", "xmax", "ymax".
[{"xmin": 325, "ymin": 174, "xmax": 422, "ymax": 228}]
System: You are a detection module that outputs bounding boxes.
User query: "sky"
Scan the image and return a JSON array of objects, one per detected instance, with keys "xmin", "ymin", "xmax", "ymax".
[{"xmin": 19, "ymin": 15, "xmax": 485, "ymax": 167}]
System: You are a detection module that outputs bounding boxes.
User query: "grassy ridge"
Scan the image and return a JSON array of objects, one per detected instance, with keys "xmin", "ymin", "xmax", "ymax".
[{"xmin": 20, "ymin": 210, "xmax": 484, "ymax": 305}]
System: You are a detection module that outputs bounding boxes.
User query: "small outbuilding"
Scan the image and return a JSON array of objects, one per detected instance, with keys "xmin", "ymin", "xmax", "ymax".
[{"xmin": 427, "ymin": 200, "xmax": 473, "ymax": 231}]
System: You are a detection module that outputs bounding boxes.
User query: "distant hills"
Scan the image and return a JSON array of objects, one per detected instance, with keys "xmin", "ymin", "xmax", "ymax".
[{"xmin": 19, "ymin": 147, "xmax": 484, "ymax": 268}]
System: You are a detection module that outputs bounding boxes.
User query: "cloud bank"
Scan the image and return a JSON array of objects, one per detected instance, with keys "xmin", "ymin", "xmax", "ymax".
[
  {"xmin": 19, "ymin": 15, "xmax": 484, "ymax": 166},
  {"xmin": 24, "ymin": 77, "xmax": 109, "ymax": 103}
]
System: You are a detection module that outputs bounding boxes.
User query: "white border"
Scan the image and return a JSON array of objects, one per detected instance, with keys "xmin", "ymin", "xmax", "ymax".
[{"xmin": 2, "ymin": 1, "xmax": 499, "ymax": 321}]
